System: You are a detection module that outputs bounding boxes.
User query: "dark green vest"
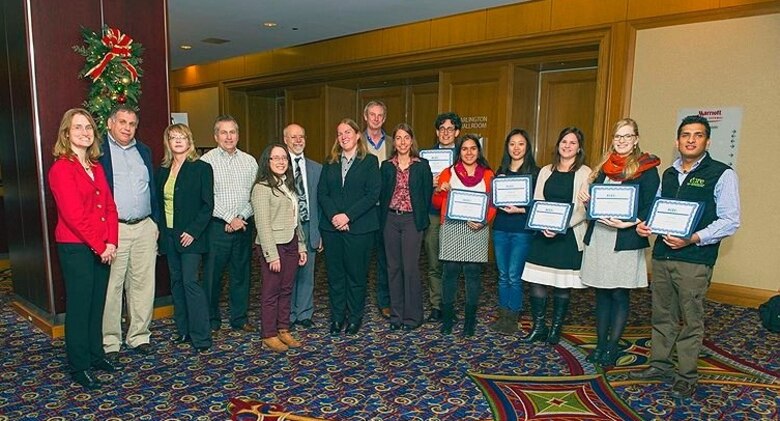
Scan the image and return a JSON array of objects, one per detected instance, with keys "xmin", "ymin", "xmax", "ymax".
[{"xmin": 652, "ymin": 153, "xmax": 729, "ymax": 266}]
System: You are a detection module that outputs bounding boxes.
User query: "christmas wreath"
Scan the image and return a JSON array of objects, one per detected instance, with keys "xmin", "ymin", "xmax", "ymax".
[{"xmin": 73, "ymin": 25, "xmax": 144, "ymax": 134}]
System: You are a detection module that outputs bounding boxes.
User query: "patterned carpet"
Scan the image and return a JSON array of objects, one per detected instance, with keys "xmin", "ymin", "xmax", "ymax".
[{"xmin": 0, "ymin": 251, "xmax": 778, "ymax": 420}]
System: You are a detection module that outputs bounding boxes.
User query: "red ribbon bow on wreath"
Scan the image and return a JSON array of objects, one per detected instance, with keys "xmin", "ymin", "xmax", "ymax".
[{"xmin": 84, "ymin": 27, "xmax": 139, "ymax": 82}]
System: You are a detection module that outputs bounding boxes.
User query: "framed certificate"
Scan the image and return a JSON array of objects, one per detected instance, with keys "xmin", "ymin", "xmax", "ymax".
[
  {"xmin": 646, "ymin": 198, "xmax": 704, "ymax": 238},
  {"xmin": 445, "ymin": 189, "xmax": 489, "ymax": 223},
  {"xmin": 492, "ymin": 175, "xmax": 532, "ymax": 207},
  {"xmin": 587, "ymin": 184, "xmax": 638, "ymax": 221},
  {"xmin": 525, "ymin": 201, "xmax": 573, "ymax": 234},
  {"xmin": 419, "ymin": 149, "xmax": 454, "ymax": 175}
]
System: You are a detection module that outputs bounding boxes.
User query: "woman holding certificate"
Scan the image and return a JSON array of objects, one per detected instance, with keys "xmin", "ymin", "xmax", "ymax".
[
  {"xmin": 578, "ymin": 118, "xmax": 660, "ymax": 366},
  {"xmin": 318, "ymin": 119, "xmax": 381, "ymax": 336},
  {"xmin": 521, "ymin": 127, "xmax": 591, "ymax": 345},
  {"xmin": 380, "ymin": 123, "xmax": 433, "ymax": 331},
  {"xmin": 490, "ymin": 129, "xmax": 540, "ymax": 335},
  {"xmin": 433, "ymin": 134, "xmax": 496, "ymax": 337}
]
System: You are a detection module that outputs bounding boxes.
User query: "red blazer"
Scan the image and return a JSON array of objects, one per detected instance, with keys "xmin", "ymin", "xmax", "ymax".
[{"xmin": 49, "ymin": 156, "xmax": 119, "ymax": 255}]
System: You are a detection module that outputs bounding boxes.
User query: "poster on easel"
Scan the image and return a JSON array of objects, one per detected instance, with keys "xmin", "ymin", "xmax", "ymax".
[{"xmin": 677, "ymin": 107, "xmax": 742, "ymax": 169}]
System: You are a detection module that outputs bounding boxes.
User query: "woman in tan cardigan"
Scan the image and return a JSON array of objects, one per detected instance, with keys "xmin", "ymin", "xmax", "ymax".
[{"xmin": 251, "ymin": 143, "xmax": 307, "ymax": 352}]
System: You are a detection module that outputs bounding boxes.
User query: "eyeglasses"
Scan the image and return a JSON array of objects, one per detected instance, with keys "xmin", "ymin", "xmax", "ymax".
[
  {"xmin": 269, "ymin": 156, "xmax": 289, "ymax": 162},
  {"xmin": 438, "ymin": 127, "xmax": 456, "ymax": 133},
  {"xmin": 613, "ymin": 134, "xmax": 636, "ymax": 141}
]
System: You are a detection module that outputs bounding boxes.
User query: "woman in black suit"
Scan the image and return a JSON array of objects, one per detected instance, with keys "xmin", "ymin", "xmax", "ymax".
[
  {"xmin": 380, "ymin": 123, "xmax": 433, "ymax": 331},
  {"xmin": 157, "ymin": 124, "xmax": 214, "ymax": 352},
  {"xmin": 318, "ymin": 118, "xmax": 381, "ymax": 336}
]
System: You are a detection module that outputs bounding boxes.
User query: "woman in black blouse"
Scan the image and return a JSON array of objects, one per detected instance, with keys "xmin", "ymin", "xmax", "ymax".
[{"xmin": 380, "ymin": 123, "xmax": 433, "ymax": 331}]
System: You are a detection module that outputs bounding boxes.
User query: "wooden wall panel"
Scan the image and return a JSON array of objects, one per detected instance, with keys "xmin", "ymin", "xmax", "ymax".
[
  {"xmin": 219, "ymin": 56, "xmax": 246, "ymax": 81},
  {"xmin": 178, "ymin": 87, "xmax": 219, "ymax": 148},
  {"xmin": 429, "ymin": 12, "xmax": 488, "ymax": 49},
  {"xmin": 550, "ymin": 0, "xmax": 628, "ymax": 30},
  {"xmin": 409, "ymin": 83, "xmax": 439, "ymax": 146},
  {"xmin": 244, "ymin": 51, "xmax": 274, "ymax": 76},
  {"xmin": 510, "ymin": 67, "xmax": 540, "ymax": 138},
  {"xmin": 486, "ymin": 1, "xmax": 552, "ymax": 40},
  {"xmin": 628, "ymin": 0, "xmax": 720, "ymax": 19},
  {"xmin": 720, "ymin": 0, "xmax": 778, "ymax": 6},
  {"xmin": 324, "ymin": 86, "xmax": 359, "ymax": 159},
  {"xmin": 247, "ymin": 94, "xmax": 280, "ymax": 158},
  {"xmin": 536, "ymin": 69, "xmax": 597, "ymax": 167},
  {"xmin": 382, "ymin": 21, "xmax": 431, "ymax": 56},
  {"xmin": 286, "ymin": 87, "xmax": 327, "ymax": 161}
]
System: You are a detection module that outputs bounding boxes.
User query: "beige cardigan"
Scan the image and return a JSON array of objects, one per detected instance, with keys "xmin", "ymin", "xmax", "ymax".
[
  {"xmin": 535, "ymin": 164, "xmax": 592, "ymax": 251},
  {"xmin": 251, "ymin": 181, "xmax": 306, "ymax": 263}
]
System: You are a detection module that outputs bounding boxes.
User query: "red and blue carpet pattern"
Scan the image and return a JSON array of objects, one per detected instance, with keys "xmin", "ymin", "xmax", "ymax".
[{"xmin": 0, "ymin": 254, "xmax": 779, "ymax": 420}]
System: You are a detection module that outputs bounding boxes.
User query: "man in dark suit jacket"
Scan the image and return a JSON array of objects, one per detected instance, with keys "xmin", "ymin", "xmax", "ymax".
[
  {"xmin": 98, "ymin": 105, "xmax": 160, "ymax": 358},
  {"xmin": 283, "ymin": 123, "xmax": 322, "ymax": 329}
]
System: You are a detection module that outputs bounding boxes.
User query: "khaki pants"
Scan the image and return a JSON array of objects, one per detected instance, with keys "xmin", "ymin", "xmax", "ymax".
[
  {"xmin": 102, "ymin": 218, "xmax": 158, "ymax": 352},
  {"xmin": 649, "ymin": 259, "xmax": 713, "ymax": 383}
]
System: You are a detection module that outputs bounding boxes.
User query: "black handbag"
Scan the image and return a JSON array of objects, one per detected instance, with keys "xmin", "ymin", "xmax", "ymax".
[{"xmin": 758, "ymin": 295, "xmax": 780, "ymax": 333}]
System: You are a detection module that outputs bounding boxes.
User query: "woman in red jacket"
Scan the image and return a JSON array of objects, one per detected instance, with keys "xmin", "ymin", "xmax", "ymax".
[
  {"xmin": 49, "ymin": 108, "xmax": 120, "ymax": 390},
  {"xmin": 433, "ymin": 134, "xmax": 496, "ymax": 337}
]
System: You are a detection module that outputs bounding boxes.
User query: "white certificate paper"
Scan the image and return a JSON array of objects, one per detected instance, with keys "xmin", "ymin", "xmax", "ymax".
[
  {"xmin": 588, "ymin": 184, "xmax": 638, "ymax": 221},
  {"xmin": 526, "ymin": 201, "xmax": 572, "ymax": 233},
  {"xmin": 445, "ymin": 189, "xmax": 488, "ymax": 223},
  {"xmin": 646, "ymin": 198, "xmax": 703, "ymax": 238},
  {"xmin": 492, "ymin": 176, "xmax": 532, "ymax": 207},
  {"xmin": 419, "ymin": 149, "xmax": 454, "ymax": 175}
]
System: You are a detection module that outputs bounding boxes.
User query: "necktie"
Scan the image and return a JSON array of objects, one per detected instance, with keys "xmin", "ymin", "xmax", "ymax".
[{"xmin": 294, "ymin": 157, "xmax": 309, "ymax": 222}]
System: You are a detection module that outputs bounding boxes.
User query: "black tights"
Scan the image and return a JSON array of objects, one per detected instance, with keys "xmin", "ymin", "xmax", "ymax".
[
  {"xmin": 594, "ymin": 288, "xmax": 630, "ymax": 349},
  {"xmin": 529, "ymin": 283, "xmax": 570, "ymax": 300}
]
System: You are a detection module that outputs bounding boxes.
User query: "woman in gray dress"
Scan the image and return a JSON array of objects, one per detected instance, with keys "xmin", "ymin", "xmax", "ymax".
[{"xmin": 578, "ymin": 118, "xmax": 660, "ymax": 367}]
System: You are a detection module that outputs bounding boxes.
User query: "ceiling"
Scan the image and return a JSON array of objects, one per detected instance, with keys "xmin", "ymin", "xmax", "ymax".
[{"xmin": 167, "ymin": 0, "xmax": 528, "ymax": 70}]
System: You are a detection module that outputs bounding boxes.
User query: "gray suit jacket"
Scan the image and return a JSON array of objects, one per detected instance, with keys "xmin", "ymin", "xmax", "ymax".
[{"xmin": 304, "ymin": 157, "xmax": 322, "ymax": 250}]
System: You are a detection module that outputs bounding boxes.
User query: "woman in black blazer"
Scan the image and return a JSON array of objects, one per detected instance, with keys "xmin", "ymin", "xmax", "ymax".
[
  {"xmin": 157, "ymin": 124, "xmax": 214, "ymax": 352},
  {"xmin": 379, "ymin": 123, "xmax": 433, "ymax": 331},
  {"xmin": 318, "ymin": 118, "xmax": 381, "ymax": 336}
]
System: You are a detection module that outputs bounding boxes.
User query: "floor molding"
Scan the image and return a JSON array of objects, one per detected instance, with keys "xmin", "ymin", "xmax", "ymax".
[{"xmin": 707, "ymin": 282, "xmax": 777, "ymax": 308}]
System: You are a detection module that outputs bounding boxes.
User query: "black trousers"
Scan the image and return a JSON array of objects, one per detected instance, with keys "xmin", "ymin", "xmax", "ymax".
[
  {"xmin": 165, "ymin": 232, "xmax": 212, "ymax": 348},
  {"xmin": 322, "ymin": 230, "xmax": 374, "ymax": 325},
  {"xmin": 58, "ymin": 243, "xmax": 109, "ymax": 373}
]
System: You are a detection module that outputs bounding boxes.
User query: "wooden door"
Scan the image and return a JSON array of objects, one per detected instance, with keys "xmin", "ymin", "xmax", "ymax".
[
  {"xmin": 536, "ymin": 69, "xmax": 597, "ymax": 167},
  {"xmin": 408, "ymin": 82, "xmax": 439, "ymax": 148}
]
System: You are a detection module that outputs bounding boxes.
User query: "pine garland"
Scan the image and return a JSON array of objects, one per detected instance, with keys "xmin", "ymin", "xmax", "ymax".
[{"xmin": 73, "ymin": 25, "xmax": 144, "ymax": 134}]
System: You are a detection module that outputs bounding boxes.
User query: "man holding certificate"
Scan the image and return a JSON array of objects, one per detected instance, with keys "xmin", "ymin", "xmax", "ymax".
[{"xmin": 632, "ymin": 115, "xmax": 740, "ymax": 398}]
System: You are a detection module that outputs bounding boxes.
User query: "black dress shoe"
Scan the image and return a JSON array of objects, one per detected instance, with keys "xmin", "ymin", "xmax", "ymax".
[
  {"xmin": 298, "ymin": 319, "xmax": 314, "ymax": 328},
  {"xmin": 345, "ymin": 321, "xmax": 361, "ymax": 335},
  {"xmin": 104, "ymin": 351, "xmax": 119, "ymax": 361},
  {"xmin": 92, "ymin": 358, "xmax": 121, "ymax": 373},
  {"xmin": 133, "ymin": 343, "xmax": 153, "ymax": 355},
  {"xmin": 195, "ymin": 345, "xmax": 210, "ymax": 354},
  {"xmin": 329, "ymin": 321, "xmax": 344, "ymax": 335},
  {"xmin": 402, "ymin": 323, "xmax": 421, "ymax": 331},
  {"xmin": 629, "ymin": 366, "xmax": 673, "ymax": 381},
  {"xmin": 671, "ymin": 380, "xmax": 697, "ymax": 398},
  {"xmin": 172, "ymin": 334, "xmax": 190, "ymax": 343},
  {"xmin": 389, "ymin": 322, "xmax": 402, "ymax": 331},
  {"xmin": 427, "ymin": 309, "xmax": 442, "ymax": 322},
  {"xmin": 72, "ymin": 370, "xmax": 101, "ymax": 390}
]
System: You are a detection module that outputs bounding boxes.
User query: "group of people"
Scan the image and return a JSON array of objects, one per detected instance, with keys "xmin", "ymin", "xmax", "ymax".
[{"xmin": 50, "ymin": 102, "xmax": 739, "ymax": 399}]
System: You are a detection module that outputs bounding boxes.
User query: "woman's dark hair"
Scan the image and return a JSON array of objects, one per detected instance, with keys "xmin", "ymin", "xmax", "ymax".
[
  {"xmin": 552, "ymin": 127, "xmax": 586, "ymax": 172},
  {"xmin": 255, "ymin": 143, "xmax": 295, "ymax": 196},
  {"xmin": 455, "ymin": 134, "xmax": 491, "ymax": 170},
  {"xmin": 498, "ymin": 128, "xmax": 537, "ymax": 175}
]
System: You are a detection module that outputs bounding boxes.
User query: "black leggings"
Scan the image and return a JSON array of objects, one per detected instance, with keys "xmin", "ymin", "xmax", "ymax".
[
  {"xmin": 528, "ymin": 283, "xmax": 571, "ymax": 300},
  {"xmin": 594, "ymin": 287, "xmax": 630, "ymax": 348}
]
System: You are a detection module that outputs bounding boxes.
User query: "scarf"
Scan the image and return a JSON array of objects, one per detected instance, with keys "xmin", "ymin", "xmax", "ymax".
[
  {"xmin": 454, "ymin": 161, "xmax": 485, "ymax": 187},
  {"xmin": 602, "ymin": 152, "xmax": 661, "ymax": 181}
]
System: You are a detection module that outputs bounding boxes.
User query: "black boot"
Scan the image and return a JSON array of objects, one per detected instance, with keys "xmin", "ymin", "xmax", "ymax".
[
  {"xmin": 440, "ymin": 305, "xmax": 454, "ymax": 335},
  {"xmin": 521, "ymin": 297, "xmax": 548, "ymax": 343},
  {"xmin": 462, "ymin": 305, "xmax": 477, "ymax": 337},
  {"xmin": 547, "ymin": 296, "xmax": 570, "ymax": 345}
]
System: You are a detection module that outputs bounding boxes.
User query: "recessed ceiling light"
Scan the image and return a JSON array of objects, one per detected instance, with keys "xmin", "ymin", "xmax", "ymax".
[
  {"xmin": 263, "ymin": 22, "xmax": 277, "ymax": 28},
  {"xmin": 180, "ymin": 45, "xmax": 192, "ymax": 50}
]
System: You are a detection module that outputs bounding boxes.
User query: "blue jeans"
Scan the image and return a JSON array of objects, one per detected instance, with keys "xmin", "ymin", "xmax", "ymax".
[{"xmin": 493, "ymin": 230, "xmax": 533, "ymax": 312}]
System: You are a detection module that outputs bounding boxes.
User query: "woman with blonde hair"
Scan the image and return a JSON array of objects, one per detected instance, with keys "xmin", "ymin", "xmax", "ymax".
[
  {"xmin": 49, "ymin": 108, "xmax": 119, "ymax": 389},
  {"xmin": 318, "ymin": 118, "xmax": 381, "ymax": 335},
  {"xmin": 578, "ymin": 118, "xmax": 660, "ymax": 366},
  {"xmin": 156, "ymin": 124, "xmax": 214, "ymax": 353}
]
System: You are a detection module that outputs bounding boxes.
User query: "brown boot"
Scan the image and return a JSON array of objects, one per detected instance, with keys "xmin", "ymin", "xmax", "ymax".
[
  {"xmin": 262, "ymin": 336, "xmax": 289, "ymax": 352},
  {"xmin": 277, "ymin": 330, "xmax": 302, "ymax": 348}
]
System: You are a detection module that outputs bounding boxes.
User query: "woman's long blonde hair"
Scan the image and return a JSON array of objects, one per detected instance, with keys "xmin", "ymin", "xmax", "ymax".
[
  {"xmin": 161, "ymin": 124, "xmax": 200, "ymax": 167},
  {"xmin": 589, "ymin": 118, "xmax": 643, "ymax": 182},
  {"xmin": 52, "ymin": 108, "xmax": 101, "ymax": 161},
  {"xmin": 327, "ymin": 118, "xmax": 368, "ymax": 164}
]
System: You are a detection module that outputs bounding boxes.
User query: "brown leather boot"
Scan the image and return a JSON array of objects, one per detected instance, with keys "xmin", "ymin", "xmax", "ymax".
[
  {"xmin": 277, "ymin": 330, "xmax": 302, "ymax": 348},
  {"xmin": 262, "ymin": 336, "xmax": 289, "ymax": 352}
]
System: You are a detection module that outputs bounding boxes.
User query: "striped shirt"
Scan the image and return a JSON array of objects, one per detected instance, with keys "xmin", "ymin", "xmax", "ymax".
[{"xmin": 200, "ymin": 147, "xmax": 258, "ymax": 222}]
